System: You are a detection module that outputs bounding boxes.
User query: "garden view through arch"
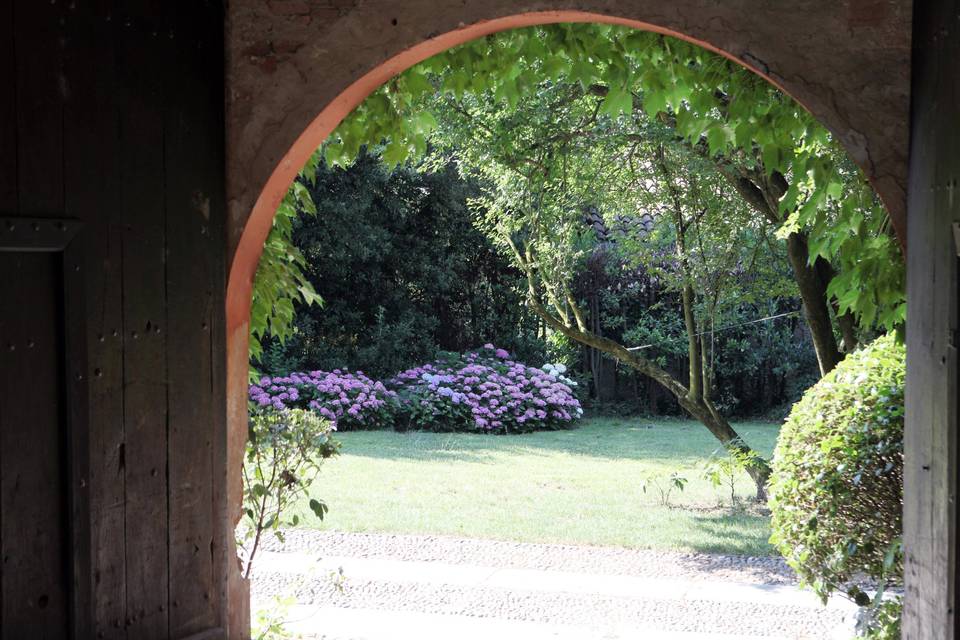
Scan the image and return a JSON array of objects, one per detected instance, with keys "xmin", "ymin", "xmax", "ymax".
[{"xmin": 222, "ymin": 7, "xmax": 909, "ymax": 633}]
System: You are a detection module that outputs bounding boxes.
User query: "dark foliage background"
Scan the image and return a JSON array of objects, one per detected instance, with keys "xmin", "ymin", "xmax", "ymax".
[
  {"xmin": 259, "ymin": 152, "xmax": 544, "ymax": 379},
  {"xmin": 262, "ymin": 153, "xmax": 819, "ymax": 417}
]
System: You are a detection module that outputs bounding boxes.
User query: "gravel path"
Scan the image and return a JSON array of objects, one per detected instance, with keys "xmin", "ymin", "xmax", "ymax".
[
  {"xmin": 259, "ymin": 530, "xmax": 796, "ymax": 585},
  {"xmin": 252, "ymin": 530, "xmax": 853, "ymax": 639}
]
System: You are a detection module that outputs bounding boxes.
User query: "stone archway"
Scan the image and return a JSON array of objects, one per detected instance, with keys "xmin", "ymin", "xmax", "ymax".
[{"xmin": 223, "ymin": 2, "xmax": 911, "ymax": 635}]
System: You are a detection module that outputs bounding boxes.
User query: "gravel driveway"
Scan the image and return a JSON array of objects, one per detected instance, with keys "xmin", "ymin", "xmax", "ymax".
[{"xmin": 251, "ymin": 531, "xmax": 856, "ymax": 639}]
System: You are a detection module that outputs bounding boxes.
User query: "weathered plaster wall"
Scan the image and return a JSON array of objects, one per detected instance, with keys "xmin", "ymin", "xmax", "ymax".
[{"xmin": 226, "ymin": 0, "xmax": 911, "ymax": 270}]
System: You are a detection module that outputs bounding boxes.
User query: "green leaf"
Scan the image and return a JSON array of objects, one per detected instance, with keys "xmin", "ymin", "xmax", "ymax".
[
  {"xmin": 403, "ymin": 71, "xmax": 434, "ymax": 98},
  {"xmin": 412, "ymin": 111, "xmax": 438, "ymax": 135},
  {"xmin": 706, "ymin": 126, "xmax": 729, "ymax": 156},
  {"xmin": 733, "ymin": 121, "xmax": 756, "ymax": 149},
  {"xmin": 761, "ymin": 143, "xmax": 782, "ymax": 174},
  {"xmin": 601, "ymin": 86, "xmax": 632, "ymax": 117},
  {"xmin": 382, "ymin": 140, "xmax": 409, "ymax": 166},
  {"xmin": 642, "ymin": 90, "xmax": 667, "ymax": 118},
  {"xmin": 571, "ymin": 59, "xmax": 597, "ymax": 89},
  {"xmin": 309, "ymin": 498, "xmax": 328, "ymax": 520}
]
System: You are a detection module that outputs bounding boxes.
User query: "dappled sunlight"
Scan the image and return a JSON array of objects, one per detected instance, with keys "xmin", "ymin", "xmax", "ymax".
[
  {"xmin": 295, "ymin": 418, "xmax": 779, "ymax": 556},
  {"xmin": 240, "ymin": 17, "xmax": 906, "ymax": 639}
]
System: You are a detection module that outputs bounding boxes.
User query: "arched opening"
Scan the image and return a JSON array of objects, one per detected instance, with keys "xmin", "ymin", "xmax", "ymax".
[{"xmin": 224, "ymin": 8, "xmax": 908, "ymax": 636}]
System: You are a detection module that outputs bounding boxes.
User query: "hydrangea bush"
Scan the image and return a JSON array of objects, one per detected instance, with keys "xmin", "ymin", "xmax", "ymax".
[
  {"xmin": 248, "ymin": 345, "xmax": 583, "ymax": 433},
  {"xmin": 249, "ymin": 369, "xmax": 399, "ymax": 431},
  {"xmin": 388, "ymin": 345, "xmax": 583, "ymax": 433}
]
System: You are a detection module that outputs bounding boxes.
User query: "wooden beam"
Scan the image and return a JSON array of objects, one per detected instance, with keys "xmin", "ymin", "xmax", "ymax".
[{"xmin": 903, "ymin": 0, "xmax": 960, "ymax": 636}]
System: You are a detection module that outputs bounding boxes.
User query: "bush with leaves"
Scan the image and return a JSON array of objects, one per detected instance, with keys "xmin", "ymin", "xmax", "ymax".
[
  {"xmin": 641, "ymin": 471, "xmax": 688, "ymax": 507},
  {"xmin": 702, "ymin": 442, "xmax": 762, "ymax": 509},
  {"xmin": 239, "ymin": 408, "xmax": 340, "ymax": 578},
  {"xmin": 259, "ymin": 152, "xmax": 540, "ymax": 380},
  {"xmin": 769, "ymin": 334, "xmax": 904, "ymax": 631},
  {"xmin": 249, "ymin": 370, "xmax": 400, "ymax": 431},
  {"xmin": 388, "ymin": 345, "xmax": 583, "ymax": 433}
]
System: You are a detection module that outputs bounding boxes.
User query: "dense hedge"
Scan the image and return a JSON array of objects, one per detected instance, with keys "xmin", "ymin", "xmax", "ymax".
[
  {"xmin": 769, "ymin": 335, "xmax": 904, "ymax": 604},
  {"xmin": 259, "ymin": 152, "xmax": 542, "ymax": 380},
  {"xmin": 249, "ymin": 345, "xmax": 582, "ymax": 434}
]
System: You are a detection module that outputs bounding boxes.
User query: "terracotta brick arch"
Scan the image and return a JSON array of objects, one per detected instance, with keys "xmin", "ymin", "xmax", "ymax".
[{"xmin": 223, "ymin": 1, "xmax": 911, "ymax": 631}]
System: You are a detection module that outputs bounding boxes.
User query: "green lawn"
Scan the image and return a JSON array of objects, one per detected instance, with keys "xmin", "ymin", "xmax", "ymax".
[{"xmin": 295, "ymin": 417, "xmax": 782, "ymax": 556}]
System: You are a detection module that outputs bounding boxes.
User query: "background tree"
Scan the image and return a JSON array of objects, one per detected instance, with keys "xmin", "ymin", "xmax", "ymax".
[
  {"xmin": 259, "ymin": 151, "xmax": 543, "ymax": 378},
  {"xmin": 421, "ymin": 84, "xmax": 782, "ymax": 496},
  {"xmin": 253, "ymin": 25, "xmax": 903, "ymax": 382},
  {"xmin": 323, "ymin": 23, "xmax": 904, "ymax": 362}
]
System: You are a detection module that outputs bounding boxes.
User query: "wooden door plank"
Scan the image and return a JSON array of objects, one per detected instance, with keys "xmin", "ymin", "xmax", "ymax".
[
  {"xmin": 0, "ymin": 0, "xmax": 16, "ymax": 213},
  {"xmin": 0, "ymin": 2, "xmax": 15, "ymax": 630},
  {"xmin": 0, "ymin": 252, "xmax": 70, "ymax": 640},
  {"xmin": 163, "ymin": 2, "xmax": 223, "ymax": 634},
  {"xmin": 116, "ymin": 3, "xmax": 169, "ymax": 637},
  {"xmin": 904, "ymin": 0, "xmax": 960, "ymax": 636},
  {"xmin": 14, "ymin": 0, "xmax": 65, "ymax": 217},
  {"xmin": 61, "ymin": 2, "xmax": 125, "ymax": 636},
  {"xmin": 6, "ymin": 1, "xmax": 72, "ymax": 635}
]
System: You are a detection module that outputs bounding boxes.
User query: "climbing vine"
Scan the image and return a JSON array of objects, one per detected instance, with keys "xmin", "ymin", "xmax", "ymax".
[
  {"xmin": 250, "ymin": 152, "xmax": 324, "ymax": 365},
  {"xmin": 252, "ymin": 23, "xmax": 904, "ymax": 360},
  {"xmin": 323, "ymin": 23, "xmax": 904, "ymax": 333}
]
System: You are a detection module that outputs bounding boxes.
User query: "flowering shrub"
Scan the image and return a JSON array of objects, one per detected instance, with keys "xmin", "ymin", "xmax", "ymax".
[
  {"xmin": 388, "ymin": 344, "xmax": 583, "ymax": 433},
  {"xmin": 248, "ymin": 346, "xmax": 583, "ymax": 434},
  {"xmin": 248, "ymin": 369, "xmax": 399, "ymax": 431}
]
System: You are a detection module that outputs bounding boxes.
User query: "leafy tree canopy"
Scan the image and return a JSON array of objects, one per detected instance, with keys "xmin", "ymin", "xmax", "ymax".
[{"xmin": 319, "ymin": 23, "xmax": 903, "ymax": 333}]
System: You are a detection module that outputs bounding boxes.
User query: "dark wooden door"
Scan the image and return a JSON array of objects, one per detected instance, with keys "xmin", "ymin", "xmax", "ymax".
[
  {"xmin": 0, "ymin": 218, "xmax": 89, "ymax": 639},
  {"xmin": 0, "ymin": 250, "xmax": 70, "ymax": 638},
  {"xmin": 1, "ymin": 0, "xmax": 228, "ymax": 636}
]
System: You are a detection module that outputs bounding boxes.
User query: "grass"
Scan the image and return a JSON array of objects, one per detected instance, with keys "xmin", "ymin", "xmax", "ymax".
[{"xmin": 293, "ymin": 416, "xmax": 782, "ymax": 556}]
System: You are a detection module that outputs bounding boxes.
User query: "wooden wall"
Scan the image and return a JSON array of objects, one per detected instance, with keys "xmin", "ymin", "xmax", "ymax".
[
  {"xmin": 0, "ymin": 2, "xmax": 229, "ymax": 638},
  {"xmin": 903, "ymin": 0, "xmax": 960, "ymax": 636}
]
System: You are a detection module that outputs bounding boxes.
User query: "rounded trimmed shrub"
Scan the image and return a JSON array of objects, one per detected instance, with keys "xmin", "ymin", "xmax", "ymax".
[{"xmin": 769, "ymin": 334, "xmax": 904, "ymax": 603}]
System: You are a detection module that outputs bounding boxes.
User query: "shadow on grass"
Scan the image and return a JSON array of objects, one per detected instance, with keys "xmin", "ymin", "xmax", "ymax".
[
  {"xmin": 336, "ymin": 418, "xmax": 781, "ymax": 464},
  {"xmin": 670, "ymin": 511, "xmax": 779, "ymax": 558}
]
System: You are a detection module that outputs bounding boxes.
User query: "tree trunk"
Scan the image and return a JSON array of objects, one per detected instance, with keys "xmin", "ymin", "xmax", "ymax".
[
  {"xmin": 835, "ymin": 309, "xmax": 858, "ymax": 353},
  {"xmin": 815, "ymin": 257, "xmax": 859, "ymax": 352},
  {"xmin": 526, "ymin": 294, "xmax": 771, "ymax": 500},
  {"xmin": 650, "ymin": 143, "xmax": 768, "ymax": 499},
  {"xmin": 784, "ymin": 233, "xmax": 843, "ymax": 375},
  {"xmin": 589, "ymin": 83, "xmax": 853, "ymax": 376},
  {"xmin": 677, "ymin": 394, "xmax": 771, "ymax": 500},
  {"xmin": 681, "ymin": 282, "xmax": 703, "ymax": 402},
  {"xmin": 700, "ymin": 322, "xmax": 712, "ymax": 402}
]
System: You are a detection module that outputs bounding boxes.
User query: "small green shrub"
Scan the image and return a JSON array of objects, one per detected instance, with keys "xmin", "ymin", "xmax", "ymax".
[
  {"xmin": 239, "ymin": 408, "xmax": 340, "ymax": 577},
  {"xmin": 641, "ymin": 471, "xmax": 688, "ymax": 507},
  {"xmin": 859, "ymin": 595, "xmax": 902, "ymax": 639},
  {"xmin": 769, "ymin": 335, "xmax": 903, "ymax": 615},
  {"xmin": 702, "ymin": 441, "xmax": 761, "ymax": 509}
]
